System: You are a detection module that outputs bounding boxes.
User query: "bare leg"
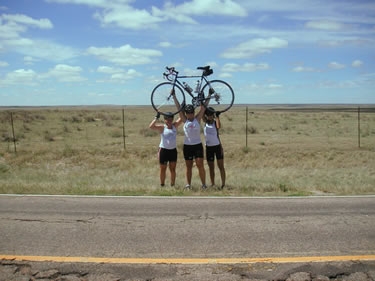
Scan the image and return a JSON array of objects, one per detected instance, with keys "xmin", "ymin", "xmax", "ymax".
[
  {"xmin": 195, "ymin": 157, "xmax": 206, "ymax": 186},
  {"xmin": 217, "ymin": 159, "xmax": 226, "ymax": 188},
  {"xmin": 160, "ymin": 164, "xmax": 167, "ymax": 186},
  {"xmin": 169, "ymin": 161, "xmax": 177, "ymax": 186},
  {"xmin": 185, "ymin": 160, "xmax": 193, "ymax": 186},
  {"xmin": 207, "ymin": 160, "xmax": 215, "ymax": 186}
]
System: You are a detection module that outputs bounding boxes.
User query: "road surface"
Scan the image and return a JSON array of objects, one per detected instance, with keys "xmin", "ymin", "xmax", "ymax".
[{"xmin": 1, "ymin": 195, "xmax": 374, "ymax": 260}]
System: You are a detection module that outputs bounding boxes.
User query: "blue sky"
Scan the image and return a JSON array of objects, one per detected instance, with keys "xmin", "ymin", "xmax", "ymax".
[{"xmin": 0, "ymin": 0, "xmax": 374, "ymax": 106}]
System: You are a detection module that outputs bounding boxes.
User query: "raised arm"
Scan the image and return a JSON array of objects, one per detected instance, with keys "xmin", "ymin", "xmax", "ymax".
[
  {"xmin": 196, "ymin": 104, "xmax": 206, "ymax": 122},
  {"xmin": 149, "ymin": 112, "xmax": 164, "ymax": 133},
  {"xmin": 172, "ymin": 89, "xmax": 186, "ymax": 123},
  {"xmin": 215, "ymin": 111, "xmax": 221, "ymax": 129}
]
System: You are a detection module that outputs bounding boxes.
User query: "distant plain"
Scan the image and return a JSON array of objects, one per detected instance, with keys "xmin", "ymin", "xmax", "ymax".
[{"xmin": 0, "ymin": 105, "xmax": 374, "ymax": 196}]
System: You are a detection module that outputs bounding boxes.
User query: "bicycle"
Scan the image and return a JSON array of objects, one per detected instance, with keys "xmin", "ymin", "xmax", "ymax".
[{"xmin": 151, "ymin": 66, "xmax": 235, "ymax": 116}]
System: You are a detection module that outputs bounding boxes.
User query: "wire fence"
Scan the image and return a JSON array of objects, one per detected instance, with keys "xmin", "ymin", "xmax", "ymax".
[{"xmin": 1, "ymin": 106, "xmax": 374, "ymax": 154}]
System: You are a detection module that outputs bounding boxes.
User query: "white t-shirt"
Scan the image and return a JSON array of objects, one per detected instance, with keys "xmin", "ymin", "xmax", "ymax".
[
  {"xmin": 183, "ymin": 118, "xmax": 202, "ymax": 145},
  {"xmin": 159, "ymin": 125, "xmax": 177, "ymax": 149},
  {"xmin": 204, "ymin": 121, "xmax": 220, "ymax": 146}
]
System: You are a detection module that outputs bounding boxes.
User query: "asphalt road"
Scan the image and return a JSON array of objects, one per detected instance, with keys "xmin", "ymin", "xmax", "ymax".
[{"xmin": 0, "ymin": 195, "xmax": 374, "ymax": 260}]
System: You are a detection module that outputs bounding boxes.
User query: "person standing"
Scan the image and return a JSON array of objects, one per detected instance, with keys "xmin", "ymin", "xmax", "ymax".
[
  {"xmin": 177, "ymin": 103, "xmax": 207, "ymax": 190},
  {"xmin": 203, "ymin": 107, "xmax": 226, "ymax": 189},
  {"xmin": 149, "ymin": 108, "xmax": 183, "ymax": 187}
]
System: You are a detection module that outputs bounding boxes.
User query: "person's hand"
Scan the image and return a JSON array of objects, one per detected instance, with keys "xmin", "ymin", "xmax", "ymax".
[
  {"xmin": 155, "ymin": 112, "xmax": 160, "ymax": 119},
  {"xmin": 215, "ymin": 111, "xmax": 221, "ymax": 117},
  {"xmin": 170, "ymin": 89, "xmax": 175, "ymax": 96}
]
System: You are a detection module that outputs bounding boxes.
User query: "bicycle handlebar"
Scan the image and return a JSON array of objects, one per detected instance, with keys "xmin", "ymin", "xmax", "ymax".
[{"xmin": 163, "ymin": 66, "xmax": 178, "ymax": 81}]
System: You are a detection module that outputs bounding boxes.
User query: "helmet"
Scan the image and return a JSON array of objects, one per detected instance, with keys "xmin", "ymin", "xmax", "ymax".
[
  {"xmin": 164, "ymin": 112, "xmax": 174, "ymax": 119},
  {"xmin": 184, "ymin": 104, "xmax": 194, "ymax": 114},
  {"xmin": 205, "ymin": 107, "xmax": 215, "ymax": 116}
]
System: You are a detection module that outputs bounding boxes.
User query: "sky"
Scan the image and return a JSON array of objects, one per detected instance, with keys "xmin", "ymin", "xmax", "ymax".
[{"xmin": 0, "ymin": 0, "xmax": 374, "ymax": 106}]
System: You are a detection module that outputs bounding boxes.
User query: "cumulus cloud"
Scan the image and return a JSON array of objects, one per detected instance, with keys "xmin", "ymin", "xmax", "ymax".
[
  {"xmin": 223, "ymin": 62, "xmax": 270, "ymax": 72},
  {"xmin": 328, "ymin": 62, "xmax": 345, "ymax": 70},
  {"xmin": 159, "ymin": 41, "xmax": 172, "ymax": 48},
  {"xmin": 1, "ymin": 14, "xmax": 53, "ymax": 29},
  {"xmin": 0, "ymin": 61, "xmax": 9, "ymax": 67},
  {"xmin": 0, "ymin": 13, "xmax": 78, "ymax": 62},
  {"xmin": 292, "ymin": 66, "xmax": 318, "ymax": 72},
  {"xmin": 86, "ymin": 44, "xmax": 162, "ymax": 66},
  {"xmin": 44, "ymin": 64, "xmax": 86, "ymax": 82},
  {"xmin": 221, "ymin": 37, "xmax": 288, "ymax": 59},
  {"xmin": 305, "ymin": 20, "xmax": 355, "ymax": 31},
  {"xmin": 96, "ymin": 66, "xmax": 141, "ymax": 82},
  {"xmin": 1, "ymin": 69, "xmax": 38, "ymax": 85},
  {"xmin": 48, "ymin": 0, "xmax": 247, "ymax": 29},
  {"xmin": 352, "ymin": 60, "xmax": 363, "ymax": 67}
]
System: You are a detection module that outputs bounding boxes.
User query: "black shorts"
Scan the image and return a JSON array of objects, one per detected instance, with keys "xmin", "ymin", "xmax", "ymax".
[
  {"xmin": 183, "ymin": 143, "xmax": 204, "ymax": 160},
  {"xmin": 206, "ymin": 144, "xmax": 224, "ymax": 162},
  {"xmin": 159, "ymin": 148, "xmax": 177, "ymax": 165}
]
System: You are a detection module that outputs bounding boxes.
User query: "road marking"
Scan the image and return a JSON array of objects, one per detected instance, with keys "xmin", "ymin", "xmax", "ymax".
[{"xmin": 1, "ymin": 255, "xmax": 375, "ymax": 264}]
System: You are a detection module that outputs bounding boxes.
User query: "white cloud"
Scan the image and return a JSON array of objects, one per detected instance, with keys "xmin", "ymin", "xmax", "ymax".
[
  {"xmin": 109, "ymin": 69, "xmax": 141, "ymax": 82},
  {"xmin": 159, "ymin": 41, "xmax": 172, "ymax": 48},
  {"xmin": 223, "ymin": 62, "xmax": 269, "ymax": 72},
  {"xmin": 305, "ymin": 20, "xmax": 356, "ymax": 31},
  {"xmin": 24, "ymin": 56, "xmax": 39, "ymax": 65},
  {"xmin": 0, "ymin": 13, "xmax": 78, "ymax": 62},
  {"xmin": 352, "ymin": 60, "xmax": 363, "ymax": 68},
  {"xmin": 328, "ymin": 62, "xmax": 345, "ymax": 70},
  {"xmin": 292, "ymin": 66, "xmax": 318, "ymax": 72},
  {"xmin": 221, "ymin": 37, "xmax": 288, "ymax": 59},
  {"xmin": 1, "ymin": 14, "xmax": 53, "ymax": 29},
  {"xmin": 1, "ymin": 69, "xmax": 38, "ymax": 85},
  {"xmin": 44, "ymin": 64, "xmax": 86, "ymax": 82},
  {"xmin": 96, "ymin": 66, "xmax": 141, "ymax": 82},
  {"xmin": 165, "ymin": 0, "xmax": 247, "ymax": 17},
  {"xmin": 94, "ymin": 5, "xmax": 163, "ymax": 30},
  {"xmin": 0, "ymin": 61, "xmax": 9, "ymax": 67},
  {"xmin": 97, "ymin": 66, "xmax": 124, "ymax": 74},
  {"xmin": 268, "ymin": 83, "xmax": 283, "ymax": 89},
  {"xmin": 48, "ymin": 0, "xmax": 247, "ymax": 30},
  {"xmin": 86, "ymin": 44, "xmax": 162, "ymax": 66}
]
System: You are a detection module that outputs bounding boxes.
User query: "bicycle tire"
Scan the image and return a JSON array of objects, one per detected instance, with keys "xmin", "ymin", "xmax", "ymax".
[
  {"xmin": 151, "ymin": 82, "xmax": 185, "ymax": 116},
  {"xmin": 201, "ymin": 80, "xmax": 235, "ymax": 113}
]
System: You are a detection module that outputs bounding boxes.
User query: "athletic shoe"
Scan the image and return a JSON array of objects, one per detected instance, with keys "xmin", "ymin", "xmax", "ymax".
[
  {"xmin": 201, "ymin": 184, "xmax": 207, "ymax": 190},
  {"xmin": 184, "ymin": 184, "xmax": 191, "ymax": 190}
]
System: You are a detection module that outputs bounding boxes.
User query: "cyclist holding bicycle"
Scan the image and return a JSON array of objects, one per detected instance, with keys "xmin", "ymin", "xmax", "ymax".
[
  {"xmin": 203, "ymin": 107, "xmax": 226, "ymax": 189},
  {"xmin": 149, "ymin": 94, "xmax": 183, "ymax": 187},
  {"xmin": 177, "ymin": 103, "xmax": 207, "ymax": 190}
]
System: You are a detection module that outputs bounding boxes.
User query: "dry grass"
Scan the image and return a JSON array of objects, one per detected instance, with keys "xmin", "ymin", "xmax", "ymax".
[{"xmin": 0, "ymin": 105, "xmax": 374, "ymax": 196}]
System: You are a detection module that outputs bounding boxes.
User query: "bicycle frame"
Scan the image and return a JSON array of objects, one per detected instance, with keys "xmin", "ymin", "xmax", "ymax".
[{"xmin": 165, "ymin": 67, "xmax": 213, "ymax": 105}]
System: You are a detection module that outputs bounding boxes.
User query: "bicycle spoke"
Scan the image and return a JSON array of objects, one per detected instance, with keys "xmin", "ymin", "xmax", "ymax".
[
  {"xmin": 151, "ymin": 82, "xmax": 185, "ymax": 115},
  {"xmin": 201, "ymin": 80, "xmax": 234, "ymax": 113}
]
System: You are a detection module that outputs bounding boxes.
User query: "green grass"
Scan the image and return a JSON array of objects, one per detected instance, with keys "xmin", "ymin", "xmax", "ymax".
[{"xmin": 1, "ymin": 105, "xmax": 374, "ymax": 196}]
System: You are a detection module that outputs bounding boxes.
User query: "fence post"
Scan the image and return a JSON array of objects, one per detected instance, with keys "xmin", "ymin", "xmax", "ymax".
[
  {"xmin": 245, "ymin": 106, "xmax": 248, "ymax": 148},
  {"xmin": 10, "ymin": 112, "xmax": 17, "ymax": 153},
  {"xmin": 358, "ymin": 106, "xmax": 360, "ymax": 148},
  {"xmin": 122, "ymin": 108, "xmax": 126, "ymax": 150}
]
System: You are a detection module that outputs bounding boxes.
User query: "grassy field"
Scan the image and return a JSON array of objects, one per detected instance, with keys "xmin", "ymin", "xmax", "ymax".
[{"xmin": 0, "ymin": 105, "xmax": 374, "ymax": 196}]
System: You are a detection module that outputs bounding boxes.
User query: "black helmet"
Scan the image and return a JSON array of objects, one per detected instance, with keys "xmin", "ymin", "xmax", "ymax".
[
  {"xmin": 164, "ymin": 112, "xmax": 174, "ymax": 119},
  {"xmin": 205, "ymin": 107, "xmax": 215, "ymax": 116},
  {"xmin": 184, "ymin": 104, "xmax": 194, "ymax": 114}
]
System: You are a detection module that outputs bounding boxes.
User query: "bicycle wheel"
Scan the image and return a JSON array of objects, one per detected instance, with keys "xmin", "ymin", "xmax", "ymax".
[
  {"xmin": 151, "ymin": 82, "xmax": 185, "ymax": 116},
  {"xmin": 201, "ymin": 80, "xmax": 234, "ymax": 113}
]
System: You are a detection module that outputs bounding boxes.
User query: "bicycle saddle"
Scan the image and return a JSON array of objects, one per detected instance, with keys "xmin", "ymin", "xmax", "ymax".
[
  {"xmin": 197, "ymin": 66, "xmax": 210, "ymax": 71},
  {"xmin": 197, "ymin": 66, "xmax": 213, "ymax": 76}
]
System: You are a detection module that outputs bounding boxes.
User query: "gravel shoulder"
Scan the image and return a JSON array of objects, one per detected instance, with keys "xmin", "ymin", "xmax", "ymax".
[{"xmin": 1, "ymin": 259, "xmax": 375, "ymax": 281}]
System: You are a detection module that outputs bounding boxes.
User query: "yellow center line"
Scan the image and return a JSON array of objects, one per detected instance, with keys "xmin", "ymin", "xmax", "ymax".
[{"xmin": 1, "ymin": 255, "xmax": 375, "ymax": 264}]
